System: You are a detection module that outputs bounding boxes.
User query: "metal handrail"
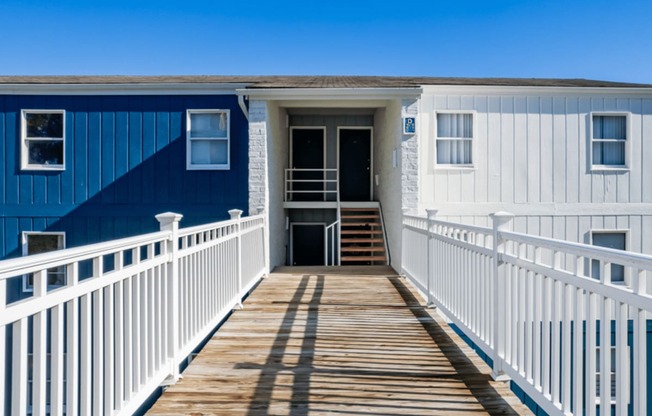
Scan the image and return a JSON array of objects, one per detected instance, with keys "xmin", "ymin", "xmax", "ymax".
[
  {"xmin": 325, "ymin": 219, "xmax": 341, "ymax": 266},
  {"xmin": 284, "ymin": 168, "xmax": 339, "ymax": 202}
]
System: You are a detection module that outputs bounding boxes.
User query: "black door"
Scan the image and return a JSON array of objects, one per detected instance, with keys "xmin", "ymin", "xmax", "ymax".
[
  {"xmin": 339, "ymin": 129, "xmax": 371, "ymax": 201},
  {"xmin": 291, "ymin": 128, "xmax": 324, "ymax": 201},
  {"xmin": 292, "ymin": 224, "xmax": 325, "ymax": 265}
]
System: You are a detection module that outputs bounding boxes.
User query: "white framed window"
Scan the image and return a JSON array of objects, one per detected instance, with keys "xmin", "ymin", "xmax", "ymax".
[
  {"xmin": 186, "ymin": 109, "xmax": 230, "ymax": 170},
  {"xmin": 595, "ymin": 345, "xmax": 629, "ymax": 405},
  {"xmin": 27, "ymin": 352, "xmax": 67, "ymax": 413},
  {"xmin": 21, "ymin": 110, "xmax": 65, "ymax": 170},
  {"xmin": 435, "ymin": 111, "xmax": 474, "ymax": 167},
  {"xmin": 590, "ymin": 230, "xmax": 627, "ymax": 284},
  {"xmin": 591, "ymin": 113, "xmax": 629, "ymax": 170},
  {"xmin": 22, "ymin": 232, "xmax": 66, "ymax": 292}
]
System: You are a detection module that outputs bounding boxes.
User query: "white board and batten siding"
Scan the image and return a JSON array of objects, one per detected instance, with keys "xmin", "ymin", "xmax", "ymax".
[{"xmin": 417, "ymin": 86, "xmax": 652, "ymax": 258}]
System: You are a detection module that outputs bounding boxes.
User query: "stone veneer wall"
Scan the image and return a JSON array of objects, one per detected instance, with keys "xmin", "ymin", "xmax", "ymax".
[
  {"xmin": 248, "ymin": 100, "xmax": 268, "ymax": 215},
  {"xmin": 401, "ymin": 98, "xmax": 419, "ymax": 213}
]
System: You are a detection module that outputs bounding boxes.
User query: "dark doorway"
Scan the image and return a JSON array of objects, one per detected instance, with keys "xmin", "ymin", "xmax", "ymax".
[
  {"xmin": 339, "ymin": 128, "xmax": 371, "ymax": 201},
  {"xmin": 291, "ymin": 128, "xmax": 325, "ymax": 201},
  {"xmin": 292, "ymin": 224, "xmax": 325, "ymax": 265}
]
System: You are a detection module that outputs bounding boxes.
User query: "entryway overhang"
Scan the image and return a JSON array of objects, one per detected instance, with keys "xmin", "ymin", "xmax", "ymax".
[
  {"xmin": 236, "ymin": 87, "xmax": 422, "ymax": 109},
  {"xmin": 244, "ymin": 88, "xmax": 421, "ymax": 271}
]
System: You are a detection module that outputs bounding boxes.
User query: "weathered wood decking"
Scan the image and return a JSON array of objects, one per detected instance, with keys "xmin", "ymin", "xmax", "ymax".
[{"xmin": 147, "ymin": 266, "xmax": 531, "ymax": 415}]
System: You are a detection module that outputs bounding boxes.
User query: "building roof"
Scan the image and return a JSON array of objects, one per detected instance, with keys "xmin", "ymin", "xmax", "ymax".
[{"xmin": 0, "ymin": 75, "xmax": 650, "ymax": 89}]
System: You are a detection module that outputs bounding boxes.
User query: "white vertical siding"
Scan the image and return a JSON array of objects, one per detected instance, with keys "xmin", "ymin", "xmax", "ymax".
[
  {"xmin": 642, "ymin": 99, "xmax": 652, "ymax": 202},
  {"xmin": 418, "ymin": 88, "xmax": 652, "ymax": 255}
]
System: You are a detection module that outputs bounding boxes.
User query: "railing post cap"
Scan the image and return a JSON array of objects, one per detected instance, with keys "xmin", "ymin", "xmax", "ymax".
[
  {"xmin": 426, "ymin": 208, "xmax": 439, "ymax": 219},
  {"xmin": 228, "ymin": 209, "xmax": 244, "ymax": 219},
  {"xmin": 155, "ymin": 212, "xmax": 183, "ymax": 223},
  {"xmin": 490, "ymin": 211, "xmax": 514, "ymax": 229},
  {"xmin": 256, "ymin": 206, "xmax": 265, "ymax": 215},
  {"xmin": 490, "ymin": 211, "xmax": 514, "ymax": 219}
]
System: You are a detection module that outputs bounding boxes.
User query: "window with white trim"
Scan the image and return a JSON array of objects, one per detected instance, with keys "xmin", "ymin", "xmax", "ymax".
[
  {"xmin": 27, "ymin": 353, "xmax": 67, "ymax": 413},
  {"xmin": 22, "ymin": 232, "xmax": 66, "ymax": 292},
  {"xmin": 590, "ymin": 231, "xmax": 626, "ymax": 283},
  {"xmin": 21, "ymin": 110, "xmax": 65, "ymax": 170},
  {"xmin": 435, "ymin": 112, "xmax": 473, "ymax": 166},
  {"xmin": 186, "ymin": 109, "xmax": 230, "ymax": 170},
  {"xmin": 591, "ymin": 114, "xmax": 628, "ymax": 169},
  {"xmin": 595, "ymin": 346, "xmax": 629, "ymax": 405}
]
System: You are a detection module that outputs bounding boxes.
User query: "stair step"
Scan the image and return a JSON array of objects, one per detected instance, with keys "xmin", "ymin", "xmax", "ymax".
[
  {"xmin": 341, "ymin": 247, "xmax": 385, "ymax": 252},
  {"xmin": 340, "ymin": 230, "xmax": 383, "ymax": 235},
  {"xmin": 341, "ymin": 255, "xmax": 387, "ymax": 262},
  {"xmin": 341, "ymin": 238, "xmax": 384, "ymax": 243},
  {"xmin": 341, "ymin": 214, "xmax": 380, "ymax": 219},
  {"xmin": 338, "ymin": 205, "xmax": 387, "ymax": 265},
  {"xmin": 340, "ymin": 222, "xmax": 381, "ymax": 227}
]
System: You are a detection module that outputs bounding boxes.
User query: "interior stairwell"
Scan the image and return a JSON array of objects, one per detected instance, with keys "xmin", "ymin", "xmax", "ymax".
[{"xmin": 339, "ymin": 204, "xmax": 388, "ymax": 265}]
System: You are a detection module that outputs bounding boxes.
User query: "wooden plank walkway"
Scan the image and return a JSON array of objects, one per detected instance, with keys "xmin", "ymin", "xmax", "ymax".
[{"xmin": 147, "ymin": 266, "xmax": 531, "ymax": 415}]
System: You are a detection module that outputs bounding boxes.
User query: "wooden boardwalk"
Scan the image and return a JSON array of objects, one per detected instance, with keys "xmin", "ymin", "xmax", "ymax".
[{"xmin": 147, "ymin": 266, "xmax": 531, "ymax": 415}]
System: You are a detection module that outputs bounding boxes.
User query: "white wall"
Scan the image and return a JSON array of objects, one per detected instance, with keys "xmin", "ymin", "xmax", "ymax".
[
  {"xmin": 418, "ymin": 87, "xmax": 652, "ymax": 254},
  {"xmin": 374, "ymin": 100, "xmax": 404, "ymax": 271},
  {"xmin": 248, "ymin": 100, "xmax": 288, "ymax": 269}
]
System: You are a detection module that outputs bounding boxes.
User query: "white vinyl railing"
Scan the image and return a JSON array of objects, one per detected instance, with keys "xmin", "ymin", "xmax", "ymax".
[
  {"xmin": 325, "ymin": 219, "xmax": 341, "ymax": 266},
  {"xmin": 284, "ymin": 168, "xmax": 338, "ymax": 202},
  {"xmin": 402, "ymin": 210, "xmax": 651, "ymax": 416},
  {"xmin": 0, "ymin": 209, "xmax": 267, "ymax": 416}
]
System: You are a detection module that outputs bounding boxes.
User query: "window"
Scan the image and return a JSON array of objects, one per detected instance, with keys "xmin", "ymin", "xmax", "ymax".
[
  {"xmin": 591, "ymin": 114, "xmax": 628, "ymax": 169},
  {"xmin": 22, "ymin": 232, "xmax": 66, "ymax": 292},
  {"xmin": 591, "ymin": 231, "xmax": 626, "ymax": 283},
  {"xmin": 21, "ymin": 110, "xmax": 65, "ymax": 170},
  {"xmin": 435, "ymin": 112, "xmax": 473, "ymax": 166},
  {"xmin": 186, "ymin": 109, "xmax": 230, "ymax": 170},
  {"xmin": 27, "ymin": 353, "xmax": 67, "ymax": 413},
  {"xmin": 595, "ymin": 346, "xmax": 629, "ymax": 405}
]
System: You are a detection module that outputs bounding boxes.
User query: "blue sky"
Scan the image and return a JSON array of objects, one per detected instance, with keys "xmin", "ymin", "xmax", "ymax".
[{"xmin": 1, "ymin": 0, "xmax": 651, "ymax": 83}]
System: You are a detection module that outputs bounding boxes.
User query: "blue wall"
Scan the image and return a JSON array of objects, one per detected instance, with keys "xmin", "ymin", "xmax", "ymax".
[{"xmin": 0, "ymin": 94, "xmax": 249, "ymax": 301}]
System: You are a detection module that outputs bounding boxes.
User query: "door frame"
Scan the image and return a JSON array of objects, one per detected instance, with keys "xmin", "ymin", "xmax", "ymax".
[
  {"xmin": 337, "ymin": 126, "xmax": 374, "ymax": 201},
  {"xmin": 289, "ymin": 126, "xmax": 328, "ymax": 201},
  {"xmin": 290, "ymin": 222, "xmax": 327, "ymax": 265}
]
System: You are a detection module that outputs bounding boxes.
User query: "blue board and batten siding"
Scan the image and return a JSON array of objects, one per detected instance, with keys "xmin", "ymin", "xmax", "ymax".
[{"xmin": 0, "ymin": 94, "xmax": 248, "ymax": 301}]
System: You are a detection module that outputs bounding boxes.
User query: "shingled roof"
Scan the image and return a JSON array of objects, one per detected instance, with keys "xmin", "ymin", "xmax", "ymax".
[{"xmin": 0, "ymin": 75, "xmax": 650, "ymax": 89}]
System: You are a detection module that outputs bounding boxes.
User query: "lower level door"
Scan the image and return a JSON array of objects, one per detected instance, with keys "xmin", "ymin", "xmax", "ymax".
[{"xmin": 291, "ymin": 224, "xmax": 325, "ymax": 266}]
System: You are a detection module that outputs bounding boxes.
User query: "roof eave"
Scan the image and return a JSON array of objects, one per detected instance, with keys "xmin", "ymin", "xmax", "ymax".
[
  {"xmin": 421, "ymin": 84, "xmax": 652, "ymax": 96},
  {"xmin": 0, "ymin": 82, "xmax": 250, "ymax": 95},
  {"xmin": 237, "ymin": 87, "xmax": 424, "ymax": 100}
]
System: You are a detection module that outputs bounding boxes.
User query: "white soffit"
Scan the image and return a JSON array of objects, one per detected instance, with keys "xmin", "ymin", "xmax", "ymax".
[
  {"xmin": 237, "ymin": 87, "xmax": 423, "ymax": 102},
  {"xmin": 421, "ymin": 84, "xmax": 652, "ymax": 97},
  {"xmin": 0, "ymin": 83, "xmax": 249, "ymax": 95}
]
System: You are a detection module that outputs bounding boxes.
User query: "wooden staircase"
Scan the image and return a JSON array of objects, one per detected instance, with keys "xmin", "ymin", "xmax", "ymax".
[{"xmin": 339, "ymin": 206, "xmax": 387, "ymax": 265}]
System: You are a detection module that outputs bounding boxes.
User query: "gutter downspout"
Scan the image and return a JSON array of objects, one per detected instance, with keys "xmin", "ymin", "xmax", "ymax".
[{"xmin": 238, "ymin": 94, "xmax": 249, "ymax": 120}]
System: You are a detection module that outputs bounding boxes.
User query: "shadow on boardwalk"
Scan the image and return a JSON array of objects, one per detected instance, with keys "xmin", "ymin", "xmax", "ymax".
[{"xmin": 147, "ymin": 266, "xmax": 530, "ymax": 415}]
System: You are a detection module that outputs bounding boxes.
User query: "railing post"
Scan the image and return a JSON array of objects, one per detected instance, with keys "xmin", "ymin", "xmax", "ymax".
[
  {"xmin": 426, "ymin": 208, "xmax": 438, "ymax": 308},
  {"xmin": 0, "ymin": 278, "xmax": 5, "ymax": 416},
  {"xmin": 257, "ymin": 206, "xmax": 270, "ymax": 277},
  {"xmin": 156, "ymin": 212, "xmax": 183, "ymax": 383},
  {"xmin": 400, "ymin": 208, "xmax": 410, "ymax": 278},
  {"xmin": 490, "ymin": 211, "xmax": 514, "ymax": 381},
  {"xmin": 229, "ymin": 209, "xmax": 244, "ymax": 306}
]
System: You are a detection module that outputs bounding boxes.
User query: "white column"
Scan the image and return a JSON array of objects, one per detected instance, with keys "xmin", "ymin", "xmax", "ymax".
[
  {"xmin": 400, "ymin": 208, "xmax": 410, "ymax": 278},
  {"xmin": 490, "ymin": 211, "xmax": 514, "ymax": 381},
  {"xmin": 257, "ymin": 206, "xmax": 270, "ymax": 276},
  {"xmin": 426, "ymin": 208, "xmax": 439, "ymax": 307},
  {"xmin": 155, "ymin": 212, "xmax": 183, "ymax": 382},
  {"xmin": 229, "ymin": 209, "xmax": 244, "ymax": 306}
]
